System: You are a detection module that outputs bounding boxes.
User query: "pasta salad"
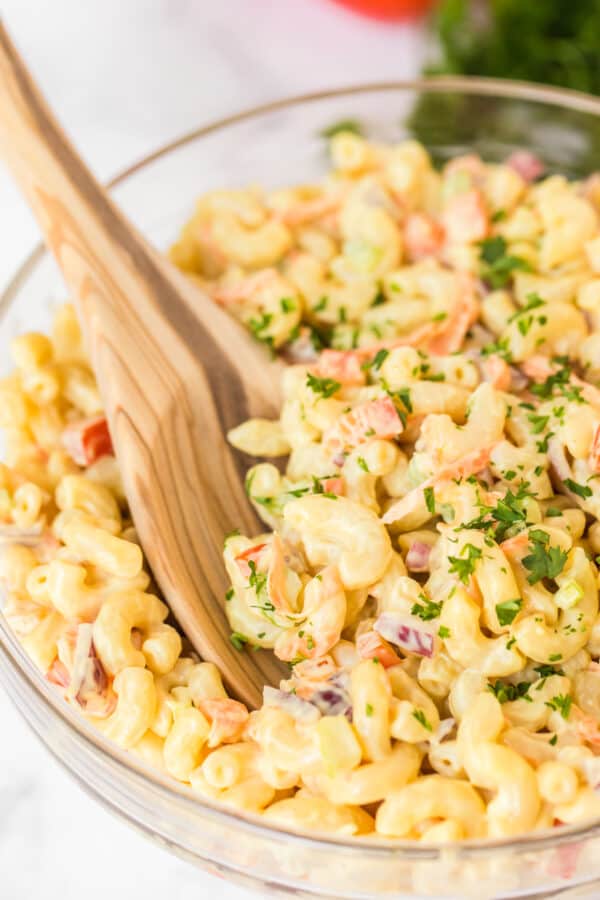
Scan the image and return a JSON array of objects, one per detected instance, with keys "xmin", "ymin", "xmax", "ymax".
[{"xmin": 5, "ymin": 132, "xmax": 600, "ymax": 842}]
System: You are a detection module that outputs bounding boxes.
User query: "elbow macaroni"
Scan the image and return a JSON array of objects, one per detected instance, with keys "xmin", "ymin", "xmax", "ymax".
[{"xmin": 6, "ymin": 138, "xmax": 600, "ymax": 845}]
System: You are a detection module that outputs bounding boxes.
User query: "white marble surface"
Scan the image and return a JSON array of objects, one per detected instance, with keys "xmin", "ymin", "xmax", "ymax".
[{"xmin": 0, "ymin": 3, "xmax": 425, "ymax": 898}]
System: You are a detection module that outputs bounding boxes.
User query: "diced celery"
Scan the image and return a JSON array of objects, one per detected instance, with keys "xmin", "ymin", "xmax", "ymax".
[
  {"xmin": 407, "ymin": 455, "xmax": 427, "ymax": 489},
  {"xmin": 442, "ymin": 169, "xmax": 472, "ymax": 202},
  {"xmin": 555, "ymin": 580, "xmax": 583, "ymax": 610},
  {"xmin": 342, "ymin": 238, "xmax": 383, "ymax": 275},
  {"xmin": 317, "ymin": 715, "xmax": 362, "ymax": 777}
]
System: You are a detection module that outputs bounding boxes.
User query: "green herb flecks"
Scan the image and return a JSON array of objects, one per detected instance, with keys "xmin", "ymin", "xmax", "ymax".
[
  {"xmin": 306, "ymin": 372, "xmax": 341, "ymax": 399},
  {"xmin": 488, "ymin": 680, "xmax": 532, "ymax": 704},
  {"xmin": 448, "ymin": 543, "xmax": 482, "ymax": 584},
  {"xmin": 320, "ymin": 119, "xmax": 363, "ymax": 139},
  {"xmin": 545, "ymin": 694, "xmax": 572, "ymax": 720},
  {"xmin": 478, "ymin": 235, "xmax": 530, "ymax": 289},
  {"xmin": 522, "ymin": 529, "xmax": 568, "ymax": 585},
  {"xmin": 496, "ymin": 598, "xmax": 523, "ymax": 626},
  {"xmin": 411, "ymin": 595, "xmax": 442, "ymax": 621},
  {"xmin": 230, "ymin": 632, "xmax": 250, "ymax": 651},
  {"xmin": 424, "ymin": 486, "xmax": 436, "ymax": 515},
  {"xmin": 412, "ymin": 709, "xmax": 433, "ymax": 731},
  {"xmin": 564, "ymin": 478, "xmax": 593, "ymax": 499}
]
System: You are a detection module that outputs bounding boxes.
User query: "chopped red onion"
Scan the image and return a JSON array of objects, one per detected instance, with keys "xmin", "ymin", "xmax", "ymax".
[
  {"xmin": 434, "ymin": 717, "xmax": 456, "ymax": 743},
  {"xmin": 405, "ymin": 541, "xmax": 432, "ymax": 573},
  {"xmin": 465, "ymin": 324, "xmax": 495, "ymax": 349},
  {"xmin": 70, "ymin": 624, "xmax": 95, "ymax": 698},
  {"xmin": 374, "ymin": 613, "xmax": 436, "ymax": 658},
  {"xmin": 282, "ymin": 329, "xmax": 319, "ymax": 364},
  {"xmin": 0, "ymin": 521, "xmax": 45, "ymax": 545},
  {"xmin": 310, "ymin": 672, "xmax": 353, "ymax": 721},
  {"xmin": 263, "ymin": 686, "xmax": 321, "ymax": 723},
  {"xmin": 547, "ymin": 438, "xmax": 582, "ymax": 505},
  {"xmin": 509, "ymin": 365, "xmax": 529, "ymax": 392},
  {"xmin": 506, "ymin": 150, "xmax": 545, "ymax": 182}
]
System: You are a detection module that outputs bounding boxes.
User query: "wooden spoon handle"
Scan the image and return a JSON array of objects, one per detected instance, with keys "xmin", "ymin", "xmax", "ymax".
[
  {"xmin": 0, "ymin": 22, "xmax": 274, "ymax": 394},
  {"xmin": 0, "ymin": 20, "xmax": 284, "ymax": 386},
  {"xmin": 0, "ymin": 23, "xmax": 286, "ymax": 705}
]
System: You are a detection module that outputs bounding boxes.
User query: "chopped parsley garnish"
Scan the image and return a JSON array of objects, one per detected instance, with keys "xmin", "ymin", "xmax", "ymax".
[
  {"xmin": 379, "ymin": 379, "xmax": 412, "ymax": 426},
  {"xmin": 527, "ymin": 413, "xmax": 549, "ymax": 435},
  {"xmin": 536, "ymin": 432, "xmax": 554, "ymax": 453},
  {"xmin": 249, "ymin": 476, "xmax": 344, "ymax": 514},
  {"xmin": 522, "ymin": 529, "xmax": 568, "ymax": 585},
  {"xmin": 412, "ymin": 709, "xmax": 433, "ymax": 731},
  {"xmin": 310, "ymin": 475, "xmax": 339, "ymax": 499},
  {"xmin": 517, "ymin": 315, "xmax": 548, "ymax": 337},
  {"xmin": 280, "ymin": 297, "xmax": 296, "ymax": 313},
  {"xmin": 225, "ymin": 587, "xmax": 234, "ymax": 602},
  {"xmin": 365, "ymin": 703, "xmax": 374, "ymax": 717},
  {"xmin": 491, "ymin": 208, "xmax": 507, "ymax": 223},
  {"xmin": 249, "ymin": 312, "xmax": 274, "ymax": 349},
  {"xmin": 545, "ymin": 694, "xmax": 572, "ymax": 720},
  {"xmin": 545, "ymin": 508, "xmax": 563, "ymax": 518},
  {"xmin": 396, "ymin": 387, "xmax": 413, "ymax": 413},
  {"xmin": 508, "ymin": 293, "xmax": 546, "ymax": 323},
  {"xmin": 460, "ymin": 482, "xmax": 532, "ymax": 543},
  {"xmin": 362, "ymin": 348, "xmax": 389, "ymax": 371},
  {"xmin": 496, "ymin": 598, "xmax": 522, "ymax": 626},
  {"xmin": 534, "ymin": 663, "xmax": 564, "ymax": 679},
  {"xmin": 424, "ymin": 486, "xmax": 436, "ymax": 515},
  {"xmin": 478, "ymin": 235, "xmax": 531, "ymax": 289},
  {"xmin": 230, "ymin": 632, "xmax": 250, "ymax": 651},
  {"xmin": 488, "ymin": 680, "xmax": 532, "ymax": 704},
  {"xmin": 438, "ymin": 625, "xmax": 451, "ymax": 639},
  {"xmin": 549, "ymin": 653, "xmax": 563, "ymax": 662},
  {"xmin": 313, "ymin": 296, "xmax": 328, "ymax": 312},
  {"xmin": 411, "ymin": 595, "xmax": 442, "ymax": 621},
  {"xmin": 357, "ymin": 456, "xmax": 370, "ymax": 472},
  {"xmin": 306, "ymin": 372, "xmax": 341, "ymax": 399},
  {"xmin": 432, "ymin": 311, "xmax": 448, "ymax": 322},
  {"xmin": 530, "ymin": 358, "xmax": 585, "ymax": 404},
  {"xmin": 448, "ymin": 543, "xmax": 482, "ymax": 583},
  {"xmin": 481, "ymin": 335, "xmax": 512, "ymax": 363},
  {"xmin": 247, "ymin": 560, "xmax": 268, "ymax": 597},
  {"xmin": 564, "ymin": 478, "xmax": 592, "ymax": 499},
  {"xmin": 549, "ymin": 734, "xmax": 558, "ymax": 746}
]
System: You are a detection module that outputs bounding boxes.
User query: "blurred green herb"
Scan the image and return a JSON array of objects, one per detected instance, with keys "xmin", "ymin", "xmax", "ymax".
[
  {"xmin": 320, "ymin": 119, "xmax": 363, "ymax": 138},
  {"xmin": 409, "ymin": 1, "xmax": 600, "ymax": 175},
  {"xmin": 429, "ymin": 1, "xmax": 600, "ymax": 94}
]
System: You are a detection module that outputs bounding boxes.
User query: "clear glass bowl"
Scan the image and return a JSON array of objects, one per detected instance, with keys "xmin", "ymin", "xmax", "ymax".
[{"xmin": 3, "ymin": 79, "xmax": 600, "ymax": 900}]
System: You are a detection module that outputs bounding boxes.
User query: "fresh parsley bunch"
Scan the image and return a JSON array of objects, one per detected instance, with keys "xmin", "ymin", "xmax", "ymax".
[
  {"xmin": 429, "ymin": 0, "xmax": 600, "ymax": 94},
  {"xmin": 409, "ymin": 0, "xmax": 600, "ymax": 173}
]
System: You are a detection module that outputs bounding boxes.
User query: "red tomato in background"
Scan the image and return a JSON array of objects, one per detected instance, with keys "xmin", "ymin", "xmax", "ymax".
[{"xmin": 330, "ymin": 0, "xmax": 435, "ymax": 19}]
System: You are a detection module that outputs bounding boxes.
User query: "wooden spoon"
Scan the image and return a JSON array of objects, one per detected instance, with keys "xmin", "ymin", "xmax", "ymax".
[{"xmin": 0, "ymin": 22, "xmax": 288, "ymax": 706}]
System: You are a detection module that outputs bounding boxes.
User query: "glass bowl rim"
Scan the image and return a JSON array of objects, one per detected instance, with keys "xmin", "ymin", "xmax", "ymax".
[{"xmin": 3, "ymin": 74, "xmax": 600, "ymax": 861}]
